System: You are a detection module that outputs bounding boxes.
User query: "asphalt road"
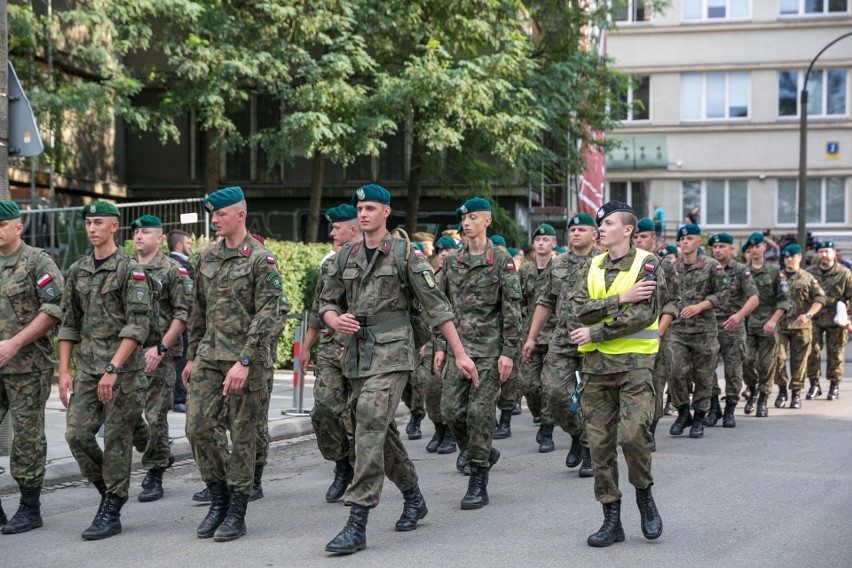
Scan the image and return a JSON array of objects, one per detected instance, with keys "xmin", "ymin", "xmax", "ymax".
[{"xmin": 3, "ymin": 388, "xmax": 852, "ymax": 568}]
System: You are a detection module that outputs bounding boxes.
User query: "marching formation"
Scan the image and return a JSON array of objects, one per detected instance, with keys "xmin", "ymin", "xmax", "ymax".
[{"xmin": 0, "ymin": 184, "xmax": 850, "ymax": 553}]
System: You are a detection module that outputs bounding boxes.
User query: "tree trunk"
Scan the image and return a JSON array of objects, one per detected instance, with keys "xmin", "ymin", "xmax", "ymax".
[
  {"xmin": 204, "ymin": 129, "xmax": 221, "ymax": 195},
  {"xmin": 305, "ymin": 152, "xmax": 325, "ymax": 242},
  {"xmin": 405, "ymin": 133, "xmax": 423, "ymax": 234}
]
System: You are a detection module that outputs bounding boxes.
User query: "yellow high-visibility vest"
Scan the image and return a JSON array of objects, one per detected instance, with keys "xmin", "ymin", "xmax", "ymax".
[{"xmin": 577, "ymin": 248, "xmax": 659, "ymax": 355}]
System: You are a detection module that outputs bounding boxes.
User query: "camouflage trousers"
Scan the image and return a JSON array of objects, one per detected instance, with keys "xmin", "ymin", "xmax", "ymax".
[
  {"xmin": 418, "ymin": 347, "xmax": 444, "ymax": 425},
  {"xmin": 711, "ymin": 325, "xmax": 747, "ymax": 406},
  {"xmin": 255, "ymin": 367, "xmax": 275, "ymax": 466},
  {"xmin": 808, "ymin": 321, "xmax": 848, "ymax": 382},
  {"xmin": 777, "ymin": 328, "xmax": 812, "ymax": 392},
  {"xmin": 497, "ymin": 362, "xmax": 519, "ymax": 412},
  {"xmin": 652, "ymin": 333, "xmax": 672, "ymax": 423},
  {"xmin": 541, "ymin": 349, "xmax": 586, "ymax": 446},
  {"xmin": 65, "ymin": 370, "xmax": 146, "ymax": 498},
  {"xmin": 185, "ymin": 358, "xmax": 269, "ymax": 495},
  {"xmin": 311, "ymin": 357, "xmax": 352, "ymax": 463},
  {"xmin": 582, "ymin": 368, "xmax": 654, "ymax": 504},
  {"xmin": 670, "ymin": 332, "xmax": 719, "ymax": 413},
  {"xmin": 0, "ymin": 369, "xmax": 52, "ymax": 489},
  {"xmin": 518, "ymin": 344, "xmax": 548, "ymax": 421},
  {"xmin": 743, "ymin": 329, "xmax": 780, "ymax": 396},
  {"xmin": 402, "ymin": 371, "xmax": 425, "ymax": 416},
  {"xmin": 344, "ymin": 371, "xmax": 418, "ymax": 508},
  {"xmin": 131, "ymin": 358, "xmax": 176, "ymax": 470},
  {"xmin": 442, "ymin": 355, "xmax": 501, "ymax": 468}
]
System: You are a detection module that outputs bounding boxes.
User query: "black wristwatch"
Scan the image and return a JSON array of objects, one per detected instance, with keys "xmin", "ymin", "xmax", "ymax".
[
  {"xmin": 158, "ymin": 343, "xmax": 169, "ymax": 355},
  {"xmin": 239, "ymin": 356, "xmax": 252, "ymax": 367},
  {"xmin": 105, "ymin": 363, "xmax": 119, "ymax": 374}
]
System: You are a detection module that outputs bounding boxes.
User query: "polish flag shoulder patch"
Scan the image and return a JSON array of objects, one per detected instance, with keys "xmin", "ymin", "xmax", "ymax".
[
  {"xmin": 715, "ymin": 264, "xmax": 724, "ymax": 271},
  {"xmin": 414, "ymin": 249, "xmax": 423, "ymax": 257},
  {"xmin": 506, "ymin": 262, "xmax": 515, "ymax": 271},
  {"xmin": 178, "ymin": 267, "xmax": 189, "ymax": 275},
  {"xmin": 643, "ymin": 263, "xmax": 655, "ymax": 272},
  {"xmin": 267, "ymin": 256, "xmax": 276, "ymax": 264},
  {"xmin": 744, "ymin": 271, "xmax": 751, "ymax": 277},
  {"xmin": 36, "ymin": 274, "xmax": 52, "ymax": 288},
  {"xmin": 131, "ymin": 271, "xmax": 146, "ymax": 280}
]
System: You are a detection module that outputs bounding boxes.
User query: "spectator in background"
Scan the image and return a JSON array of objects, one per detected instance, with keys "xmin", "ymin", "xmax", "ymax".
[
  {"xmin": 411, "ymin": 232, "xmax": 435, "ymax": 257},
  {"xmin": 653, "ymin": 203, "xmax": 664, "ymax": 238},
  {"xmin": 168, "ymin": 229, "xmax": 194, "ymax": 414},
  {"xmin": 763, "ymin": 230, "xmax": 781, "ymax": 264},
  {"xmin": 684, "ymin": 207, "xmax": 699, "ymax": 225},
  {"xmin": 837, "ymin": 250, "xmax": 852, "ymax": 270}
]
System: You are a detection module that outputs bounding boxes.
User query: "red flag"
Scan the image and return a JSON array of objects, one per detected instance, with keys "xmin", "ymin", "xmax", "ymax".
[{"xmin": 576, "ymin": 28, "xmax": 606, "ymax": 217}]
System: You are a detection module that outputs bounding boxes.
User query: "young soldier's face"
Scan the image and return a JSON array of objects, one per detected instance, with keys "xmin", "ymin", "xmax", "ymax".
[
  {"xmin": 461, "ymin": 212, "xmax": 490, "ymax": 239},
  {"xmin": 748, "ymin": 242, "xmax": 766, "ymax": 260},
  {"xmin": 633, "ymin": 231, "xmax": 656, "ymax": 253},
  {"xmin": 330, "ymin": 221, "xmax": 359, "ymax": 247},
  {"xmin": 85, "ymin": 217, "xmax": 118, "ymax": 247},
  {"xmin": 211, "ymin": 204, "xmax": 244, "ymax": 238},
  {"xmin": 569, "ymin": 225, "xmax": 596, "ymax": 249},
  {"xmin": 533, "ymin": 235, "xmax": 556, "ymax": 256},
  {"xmin": 356, "ymin": 202, "xmax": 390, "ymax": 233},
  {"xmin": 783, "ymin": 253, "xmax": 802, "ymax": 272},
  {"xmin": 0, "ymin": 219, "xmax": 23, "ymax": 252},
  {"xmin": 133, "ymin": 227, "xmax": 163, "ymax": 256},
  {"xmin": 679, "ymin": 234, "xmax": 700, "ymax": 255},
  {"xmin": 596, "ymin": 217, "xmax": 630, "ymax": 248},
  {"xmin": 712, "ymin": 243, "xmax": 733, "ymax": 264}
]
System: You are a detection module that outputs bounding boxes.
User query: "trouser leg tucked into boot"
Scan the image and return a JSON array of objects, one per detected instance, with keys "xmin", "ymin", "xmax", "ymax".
[
  {"xmin": 460, "ymin": 447, "xmax": 499, "ymax": 510},
  {"xmin": 249, "ymin": 465, "xmax": 264, "ymax": 502},
  {"xmin": 587, "ymin": 500, "xmax": 625, "ymax": 547},
  {"xmin": 493, "ymin": 409, "xmax": 512, "ymax": 439},
  {"xmin": 197, "ymin": 482, "xmax": 230, "ymax": 539},
  {"xmin": 326, "ymin": 458, "xmax": 354, "ymax": 503},
  {"xmin": 2, "ymin": 487, "xmax": 44, "ymax": 534},
  {"xmin": 82, "ymin": 493, "xmax": 125, "ymax": 540},
  {"xmin": 395, "ymin": 484, "xmax": 428, "ymax": 532},
  {"xmin": 325, "ymin": 506, "xmax": 368, "ymax": 554},
  {"xmin": 138, "ymin": 467, "xmax": 166, "ymax": 502},
  {"xmin": 406, "ymin": 411, "xmax": 424, "ymax": 440},
  {"xmin": 538, "ymin": 424, "xmax": 555, "ymax": 453},
  {"xmin": 636, "ymin": 485, "xmax": 663, "ymax": 540},
  {"xmin": 213, "ymin": 492, "xmax": 249, "ymax": 542}
]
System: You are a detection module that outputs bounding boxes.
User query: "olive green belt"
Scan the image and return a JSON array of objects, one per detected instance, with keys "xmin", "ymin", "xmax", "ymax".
[{"xmin": 347, "ymin": 311, "xmax": 410, "ymax": 371}]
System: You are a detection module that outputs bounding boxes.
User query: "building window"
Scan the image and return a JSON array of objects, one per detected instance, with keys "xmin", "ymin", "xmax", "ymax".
[
  {"xmin": 683, "ymin": 0, "xmax": 750, "ymax": 20},
  {"xmin": 614, "ymin": 0, "xmax": 651, "ymax": 22},
  {"xmin": 618, "ymin": 76, "xmax": 650, "ymax": 121},
  {"xmin": 609, "ymin": 181, "xmax": 649, "ymax": 218},
  {"xmin": 779, "ymin": 0, "xmax": 849, "ymax": 16},
  {"xmin": 681, "ymin": 72, "xmax": 749, "ymax": 121},
  {"xmin": 777, "ymin": 178, "xmax": 846, "ymax": 225},
  {"xmin": 681, "ymin": 180, "xmax": 748, "ymax": 227},
  {"xmin": 778, "ymin": 69, "xmax": 847, "ymax": 117}
]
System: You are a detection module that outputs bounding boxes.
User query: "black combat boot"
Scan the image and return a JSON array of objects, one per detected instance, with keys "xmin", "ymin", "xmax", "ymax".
[
  {"xmin": 437, "ymin": 426, "xmax": 457, "ymax": 454},
  {"xmin": 493, "ymin": 409, "xmax": 512, "ymax": 439},
  {"xmin": 650, "ymin": 421, "xmax": 658, "ymax": 453},
  {"xmin": 669, "ymin": 404, "xmax": 692, "ymax": 436},
  {"xmin": 0, "ymin": 498, "xmax": 6, "ymax": 526},
  {"xmin": 460, "ymin": 466, "xmax": 489, "ymax": 509},
  {"xmin": 774, "ymin": 385, "xmax": 788, "ymax": 408},
  {"xmin": 689, "ymin": 410, "xmax": 706, "ymax": 438},
  {"xmin": 196, "ymin": 482, "xmax": 230, "ymax": 538},
  {"xmin": 566, "ymin": 435, "xmax": 582, "ymax": 468},
  {"xmin": 512, "ymin": 402, "xmax": 522, "ymax": 415},
  {"xmin": 138, "ymin": 466, "xmax": 165, "ymax": 502},
  {"xmin": 827, "ymin": 380, "xmax": 839, "ymax": 400},
  {"xmin": 538, "ymin": 424, "xmax": 555, "ymax": 453},
  {"xmin": 93, "ymin": 479, "xmax": 107, "ymax": 513},
  {"xmin": 249, "ymin": 464, "xmax": 264, "ymax": 502},
  {"xmin": 456, "ymin": 452, "xmax": 467, "ymax": 473},
  {"xmin": 192, "ymin": 486, "xmax": 212, "ymax": 503},
  {"xmin": 587, "ymin": 500, "xmax": 625, "ymax": 547},
  {"xmin": 806, "ymin": 378, "xmax": 822, "ymax": 400},
  {"xmin": 756, "ymin": 392, "xmax": 768, "ymax": 417},
  {"xmin": 326, "ymin": 458, "xmax": 354, "ymax": 503},
  {"xmin": 426, "ymin": 423, "xmax": 445, "ymax": 453},
  {"xmin": 536, "ymin": 423, "xmax": 544, "ymax": 444},
  {"xmin": 579, "ymin": 447, "xmax": 594, "ymax": 478},
  {"xmin": 395, "ymin": 484, "xmax": 428, "ymax": 531},
  {"xmin": 213, "ymin": 492, "xmax": 249, "ymax": 542},
  {"xmin": 722, "ymin": 404, "xmax": 736, "ymax": 428},
  {"xmin": 744, "ymin": 391, "xmax": 757, "ymax": 414},
  {"xmin": 635, "ymin": 485, "xmax": 663, "ymax": 540},
  {"xmin": 704, "ymin": 397, "xmax": 721, "ymax": 427},
  {"xmin": 2, "ymin": 487, "xmax": 43, "ymax": 534},
  {"xmin": 663, "ymin": 392, "xmax": 674, "ymax": 416},
  {"xmin": 406, "ymin": 411, "xmax": 425, "ymax": 440},
  {"xmin": 325, "ymin": 506, "xmax": 368, "ymax": 554},
  {"xmin": 533, "ymin": 415, "xmax": 541, "ymax": 424},
  {"xmin": 81, "ymin": 493, "xmax": 124, "ymax": 540},
  {"xmin": 790, "ymin": 390, "xmax": 802, "ymax": 409}
]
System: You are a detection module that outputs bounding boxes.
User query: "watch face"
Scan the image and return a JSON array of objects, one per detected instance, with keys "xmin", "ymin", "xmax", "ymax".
[{"xmin": 240, "ymin": 357, "xmax": 251, "ymax": 366}]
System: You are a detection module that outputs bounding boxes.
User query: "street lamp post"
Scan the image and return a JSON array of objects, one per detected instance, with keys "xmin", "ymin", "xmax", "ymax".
[{"xmin": 797, "ymin": 31, "xmax": 852, "ymax": 249}]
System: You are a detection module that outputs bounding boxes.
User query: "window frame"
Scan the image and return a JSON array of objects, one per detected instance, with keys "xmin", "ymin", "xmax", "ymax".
[
  {"xmin": 613, "ymin": 0, "xmax": 652, "ymax": 23},
  {"xmin": 779, "ymin": 0, "xmax": 850, "ymax": 17},
  {"xmin": 608, "ymin": 180, "xmax": 650, "ymax": 218},
  {"xmin": 682, "ymin": 0, "xmax": 751, "ymax": 21},
  {"xmin": 777, "ymin": 68, "xmax": 848, "ymax": 118},
  {"xmin": 681, "ymin": 72, "xmax": 751, "ymax": 122},
  {"xmin": 776, "ymin": 177, "xmax": 848, "ymax": 227},
  {"xmin": 619, "ymin": 75, "xmax": 651, "ymax": 122},
  {"xmin": 680, "ymin": 179, "xmax": 750, "ymax": 229}
]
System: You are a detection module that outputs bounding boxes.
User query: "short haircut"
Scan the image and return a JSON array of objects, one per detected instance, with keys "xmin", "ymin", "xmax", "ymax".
[
  {"xmin": 616, "ymin": 211, "xmax": 638, "ymax": 238},
  {"xmin": 168, "ymin": 229, "xmax": 190, "ymax": 252}
]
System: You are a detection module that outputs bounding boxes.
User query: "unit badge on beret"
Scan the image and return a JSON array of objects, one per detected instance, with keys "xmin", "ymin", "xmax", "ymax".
[
  {"xmin": 89, "ymin": 204, "xmax": 97, "ymax": 213},
  {"xmin": 461, "ymin": 205, "xmax": 468, "ymax": 214},
  {"xmin": 203, "ymin": 200, "xmax": 214, "ymax": 212},
  {"xmin": 597, "ymin": 209, "xmax": 604, "ymax": 219},
  {"xmin": 325, "ymin": 214, "xmax": 332, "ymax": 222},
  {"xmin": 356, "ymin": 188, "xmax": 366, "ymax": 200},
  {"xmin": 574, "ymin": 216, "xmax": 580, "ymax": 224}
]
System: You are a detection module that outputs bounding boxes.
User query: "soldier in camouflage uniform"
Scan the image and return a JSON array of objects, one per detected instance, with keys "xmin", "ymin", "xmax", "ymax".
[
  {"xmin": 569, "ymin": 201, "xmax": 664, "ymax": 547},
  {"xmin": 490, "ymin": 234, "xmax": 521, "ymax": 438},
  {"xmin": 523, "ymin": 215, "xmax": 596, "ymax": 474},
  {"xmin": 320, "ymin": 185, "xmax": 477, "ymax": 555},
  {"xmin": 707, "ymin": 233, "xmax": 758, "ymax": 428},
  {"xmin": 182, "ymin": 187, "xmax": 282, "ymax": 542},
  {"xmin": 128, "ymin": 215, "xmax": 189, "ymax": 503},
  {"xmin": 742, "ymin": 233, "xmax": 790, "ymax": 417},
  {"xmin": 775, "ymin": 244, "xmax": 826, "ymax": 409},
  {"xmin": 665, "ymin": 224, "xmax": 729, "ymax": 439},
  {"xmin": 806, "ymin": 241, "xmax": 852, "ymax": 401},
  {"xmin": 58, "ymin": 201, "xmax": 152, "ymax": 540},
  {"xmin": 300, "ymin": 204, "xmax": 360, "ymax": 503},
  {"xmin": 435, "ymin": 197, "xmax": 522, "ymax": 509},
  {"xmin": 0, "ymin": 200, "xmax": 63, "ymax": 534}
]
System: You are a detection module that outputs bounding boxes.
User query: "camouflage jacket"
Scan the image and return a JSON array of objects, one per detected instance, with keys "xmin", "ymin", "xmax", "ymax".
[
  {"xmin": 436, "ymin": 240, "xmax": 522, "ymax": 359},
  {"xmin": 535, "ymin": 251, "xmax": 594, "ymax": 354},
  {"xmin": 806, "ymin": 261, "xmax": 852, "ymax": 327},
  {"xmin": 187, "ymin": 234, "xmax": 283, "ymax": 372},
  {"xmin": 716, "ymin": 258, "xmax": 759, "ymax": 322},
  {"xmin": 135, "ymin": 251, "xmax": 190, "ymax": 359},
  {"xmin": 518, "ymin": 258, "xmax": 554, "ymax": 348},
  {"xmin": 666, "ymin": 254, "xmax": 729, "ymax": 335},
  {"xmin": 746, "ymin": 262, "xmax": 791, "ymax": 332},
  {"xmin": 0, "ymin": 243, "xmax": 64, "ymax": 373},
  {"xmin": 572, "ymin": 247, "xmax": 665, "ymax": 374},
  {"xmin": 308, "ymin": 253, "xmax": 348, "ymax": 366},
  {"xmin": 778, "ymin": 268, "xmax": 826, "ymax": 331},
  {"xmin": 58, "ymin": 250, "xmax": 151, "ymax": 379},
  {"xmin": 319, "ymin": 231, "xmax": 454, "ymax": 378}
]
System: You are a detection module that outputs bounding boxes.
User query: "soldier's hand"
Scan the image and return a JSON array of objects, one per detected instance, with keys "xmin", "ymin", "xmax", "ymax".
[
  {"xmin": 182, "ymin": 360, "xmax": 194, "ymax": 390},
  {"xmin": 434, "ymin": 351, "xmax": 446, "ymax": 376},
  {"xmin": 723, "ymin": 313, "xmax": 743, "ymax": 331},
  {"xmin": 144, "ymin": 346, "xmax": 164, "ymax": 373},
  {"xmin": 97, "ymin": 373, "xmax": 117, "ymax": 404},
  {"xmin": 521, "ymin": 338, "xmax": 536, "ymax": 362},
  {"xmin": 298, "ymin": 349, "xmax": 310, "ymax": 375},
  {"xmin": 334, "ymin": 313, "xmax": 361, "ymax": 335},
  {"xmin": 223, "ymin": 361, "xmax": 250, "ymax": 395},
  {"xmin": 498, "ymin": 355, "xmax": 513, "ymax": 383},
  {"xmin": 763, "ymin": 319, "xmax": 778, "ymax": 336},
  {"xmin": 454, "ymin": 353, "xmax": 479, "ymax": 387},
  {"xmin": 619, "ymin": 280, "xmax": 656, "ymax": 304},
  {"xmin": 680, "ymin": 304, "xmax": 703, "ymax": 320},
  {"xmin": 792, "ymin": 314, "xmax": 810, "ymax": 328},
  {"xmin": 0, "ymin": 339, "xmax": 18, "ymax": 368},
  {"xmin": 58, "ymin": 372, "xmax": 74, "ymax": 408},
  {"xmin": 570, "ymin": 327, "xmax": 592, "ymax": 346}
]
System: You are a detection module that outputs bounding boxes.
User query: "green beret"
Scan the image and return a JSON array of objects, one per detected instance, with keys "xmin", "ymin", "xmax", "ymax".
[
  {"xmin": 659, "ymin": 245, "xmax": 678, "ymax": 257},
  {"xmin": 457, "ymin": 197, "xmax": 491, "ymax": 220},
  {"xmin": 595, "ymin": 201, "xmax": 633, "ymax": 226},
  {"xmin": 568, "ymin": 213, "xmax": 596, "ymax": 229},
  {"xmin": 325, "ymin": 204, "xmax": 358, "ymax": 223},
  {"xmin": 636, "ymin": 217, "xmax": 656, "ymax": 234},
  {"xmin": 781, "ymin": 244, "xmax": 802, "ymax": 257},
  {"xmin": 490, "ymin": 235, "xmax": 507, "ymax": 247},
  {"xmin": 708, "ymin": 233, "xmax": 733, "ymax": 245},
  {"xmin": 746, "ymin": 232, "xmax": 765, "ymax": 247},
  {"xmin": 204, "ymin": 186, "xmax": 244, "ymax": 212},
  {"xmin": 457, "ymin": 222, "xmax": 464, "ymax": 233},
  {"xmin": 413, "ymin": 241, "xmax": 425, "ymax": 254},
  {"xmin": 816, "ymin": 240, "xmax": 835, "ymax": 250},
  {"xmin": 352, "ymin": 184, "xmax": 390, "ymax": 206},
  {"xmin": 130, "ymin": 215, "xmax": 163, "ymax": 230},
  {"xmin": 82, "ymin": 201, "xmax": 120, "ymax": 219},
  {"xmin": 533, "ymin": 223, "xmax": 556, "ymax": 237},
  {"xmin": 435, "ymin": 236, "xmax": 459, "ymax": 251},
  {"xmin": 741, "ymin": 242, "xmax": 749, "ymax": 254},
  {"xmin": 554, "ymin": 246, "xmax": 567, "ymax": 254},
  {"xmin": 677, "ymin": 224, "xmax": 701, "ymax": 239},
  {"xmin": 508, "ymin": 247, "xmax": 519, "ymax": 257},
  {"xmin": 0, "ymin": 200, "xmax": 22, "ymax": 221}
]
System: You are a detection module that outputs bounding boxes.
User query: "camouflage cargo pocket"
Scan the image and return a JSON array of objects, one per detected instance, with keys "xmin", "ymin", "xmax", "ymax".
[{"xmin": 357, "ymin": 375, "xmax": 397, "ymax": 433}]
